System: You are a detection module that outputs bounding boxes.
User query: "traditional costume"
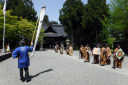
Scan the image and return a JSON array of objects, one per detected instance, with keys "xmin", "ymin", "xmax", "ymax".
[
  {"xmin": 100, "ymin": 47, "xmax": 106, "ymax": 66},
  {"xmin": 84, "ymin": 45, "xmax": 91, "ymax": 62},
  {"xmin": 55, "ymin": 45, "xmax": 59, "ymax": 53},
  {"xmin": 113, "ymin": 45, "xmax": 124, "ymax": 69},
  {"xmin": 69, "ymin": 45, "xmax": 73, "ymax": 56},
  {"xmin": 92, "ymin": 46, "xmax": 100, "ymax": 64},
  {"xmin": 66, "ymin": 46, "xmax": 69, "ymax": 55},
  {"xmin": 79, "ymin": 45, "xmax": 84, "ymax": 58},
  {"xmin": 105, "ymin": 46, "xmax": 112, "ymax": 65},
  {"xmin": 82, "ymin": 47, "xmax": 87, "ymax": 59},
  {"xmin": 60, "ymin": 44, "xmax": 64, "ymax": 54}
]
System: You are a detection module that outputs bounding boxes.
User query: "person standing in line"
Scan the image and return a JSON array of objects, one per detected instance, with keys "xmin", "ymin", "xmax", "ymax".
[
  {"xmin": 92, "ymin": 44, "xmax": 100, "ymax": 64},
  {"xmin": 105, "ymin": 44, "xmax": 112, "ymax": 65},
  {"xmin": 84, "ymin": 44, "xmax": 91, "ymax": 62},
  {"xmin": 60, "ymin": 44, "xmax": 64, "ymax": 54},
  {"xmin": 79, "ymin": 45, "xmax": 84, "ymax": 59},
  {"xmin": 100, "ymin": 45, "xmax": 106, "ymax": 66},
  {"xmin": 69, "ymin": 45, "xmax": 73, "ymax": 56},
  {"xmin": 113, "ymin": 44, "xmax": 124, "ymax": 69}
]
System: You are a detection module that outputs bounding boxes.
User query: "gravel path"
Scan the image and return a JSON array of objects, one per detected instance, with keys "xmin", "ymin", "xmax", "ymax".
[{"xmin": 0, "ymin": 50, "xmax": 128, "ymax": 85}]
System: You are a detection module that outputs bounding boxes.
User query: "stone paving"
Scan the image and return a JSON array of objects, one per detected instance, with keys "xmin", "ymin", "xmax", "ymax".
[
  {"xmin": 0, "ymin": 50, "xmax": 128, "ymax": 85},
  {"xmin": 63, "ymin": 50, "xmax": 128, "ymax": 75}
]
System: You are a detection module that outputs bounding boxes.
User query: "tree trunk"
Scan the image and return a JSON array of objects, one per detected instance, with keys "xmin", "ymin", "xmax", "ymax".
[{"xmin": 71, "ymin": 27, "xmax": 74, "ymax": 46}]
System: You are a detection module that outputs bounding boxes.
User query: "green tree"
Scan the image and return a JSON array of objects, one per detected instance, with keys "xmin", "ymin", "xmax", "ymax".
[
  {"xmin": 51, "ymin": 20, "xmax": 58, "ymax": 24},
  {"xmin": 0, "ymin": 4, "xmax": 42, "ymax": 48},
  {"xmin": 82, "ymin": 0, "xmax": 109, "ymax": 44},
  {"xmin": 109, "ymin": 0, "xmax": 128, "ymax": 51},
  {"xmin": 109, "ymin": 0, "xmax": 128, "ymax": 39},
  {"xmin": 59, "ymin": 0, "xmax": 84, "ymax": 46},
  {"xmin": 6, "ymin": 0, "xmax": 37, "ymax": 21},
  {"xmin": 43, "ymin": 15, "xmax": 49, "ymax": 24}
]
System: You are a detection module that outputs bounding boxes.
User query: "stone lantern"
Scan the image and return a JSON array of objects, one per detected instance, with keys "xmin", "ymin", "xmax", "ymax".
[
  {"xmin": 66, "ymin": 38, "xmax": 70, "ymax": 47},
  {"xmin": 40, "ymin": 37, "xmax": 44, "ymax": 51}
]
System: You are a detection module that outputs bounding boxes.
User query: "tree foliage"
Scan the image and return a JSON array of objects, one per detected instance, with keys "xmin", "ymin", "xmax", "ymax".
[
  {"xmin": 109, "ymin": 0, "xmax": 128, "ymax": 51},
  {"xmin": 109, "ymin": 0, "xmax": 128, "ymax": 40},
  {"xmin": 0, "ymin": 4, "xmax": 44, "ymax": 49},
  {"xmin": 59, "ymin": 0, "xmax": 109, "ymax": 48},
  {"xmin": 82, "ymin": 0, "xmax": 109, "ymax": 44},
  {"xmin": 43, "ymin": 15, "xmax": 49, "ymax": 24},
  {"xmin": 59, "ymin": 0, "xmax": 84, "ymax": 46},
  {"xmin": 51, "ymin": 20, "xmax": 58, "ymax": 24},
  {"xmin": 107, "ymin": 38, "xmax": 116, "ymax": 47},
  {"xmin": 6, "ymin": 0, "xmax": 37, "ymax": 21}
]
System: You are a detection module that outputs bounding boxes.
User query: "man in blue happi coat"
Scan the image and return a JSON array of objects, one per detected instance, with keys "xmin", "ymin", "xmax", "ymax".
[{"xmin": 12, "ymin": 39, "xmax": 33, "ymax": 82}]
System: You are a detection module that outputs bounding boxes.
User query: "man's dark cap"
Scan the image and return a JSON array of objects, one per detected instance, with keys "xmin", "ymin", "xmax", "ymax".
[
  {"xmin": 20, "ymin": 39, "xmax": 25, "ymax": 46},
  {"xmin": 106, "ymin": 43, "xmax": 108, "ymax": 46},
  {"xmin": 117, "ymin": 44, "xmax": 120, "ymax": 47},
  {"xmin": 87, "ymin": 43, "xmax": 89, "ymax": 46},
  {"xmin": 95, "ymin": 44, "xmax": 98, "ymax": 47}
]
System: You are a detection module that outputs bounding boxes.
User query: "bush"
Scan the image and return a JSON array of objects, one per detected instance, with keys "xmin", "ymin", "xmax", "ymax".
[{"xmin": 107, "ymin": 38, "xmax": 116, "ymax": 48}]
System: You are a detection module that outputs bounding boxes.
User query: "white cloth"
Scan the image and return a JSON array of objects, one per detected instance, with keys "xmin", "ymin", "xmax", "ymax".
[
  {"xmin": 3, "ymin": 0, "xmax": 6, "ymax": 15},
  {"xmin": 30, "ymin": 7, "xmax": 45, "ymax": 58}
]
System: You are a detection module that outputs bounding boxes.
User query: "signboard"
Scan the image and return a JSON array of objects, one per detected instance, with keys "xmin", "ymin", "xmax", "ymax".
[
  {"xmin": 93, "ymin": 48, "xmax": 100, "ymax": 55},
  {"xmin": 116, "ymin": 49, "xmax": 124, "ymax": 60}
]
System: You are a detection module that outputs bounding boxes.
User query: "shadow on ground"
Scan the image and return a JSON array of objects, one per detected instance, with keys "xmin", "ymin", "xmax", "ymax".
[
  {"xmin": 0, "ymin": 53, "xmax": 12, "ymax": 62},
  {"xmin": 29, "ymin": 69, "xmax": 53, "ymax": 81}
]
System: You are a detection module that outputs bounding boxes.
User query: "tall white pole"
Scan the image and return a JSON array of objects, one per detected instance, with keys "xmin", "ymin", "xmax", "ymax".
[
  {"xmin": 2, "ymin": 0, "xmax": 6, "ymax": 53},
  {"xmin": 3, "ymin": 8, "xmax": 6, "ymax": 52}
]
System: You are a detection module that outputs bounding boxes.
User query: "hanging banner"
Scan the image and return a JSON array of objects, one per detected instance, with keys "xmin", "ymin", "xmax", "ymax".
[{"xmin": 30, "ymin": 6, "xmax": 46, "ymax": 58}]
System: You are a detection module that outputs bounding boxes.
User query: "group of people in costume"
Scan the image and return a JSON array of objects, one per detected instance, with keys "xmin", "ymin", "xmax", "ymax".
[
  {"xmin": 79, "ymin": 44, "xmax": 91, "ymax": 62},
  {"xmin": 55, "ymin": 44, "xmax": 74, "ymax": 56},
  {"xmin": 92, "ymin": 44, "xmax": 111, "ymax": 65},
  {"xmin": 55, "ymin": 44, "xmax": 65, "ymax": 54},
  {"xmin": 55, "ymin": 43, "xmax": 124, "ymax": 69},
  {"xmin": 80, "ymin": 44, "xmax": 124, "ymax": 69}
]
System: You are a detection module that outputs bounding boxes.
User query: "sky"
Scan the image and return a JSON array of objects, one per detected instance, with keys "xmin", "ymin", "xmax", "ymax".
[{"xmin": 32, "ymin": 0, "xmax": 111, "ymax": 23}]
